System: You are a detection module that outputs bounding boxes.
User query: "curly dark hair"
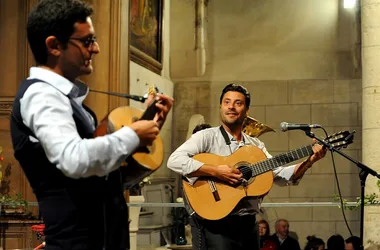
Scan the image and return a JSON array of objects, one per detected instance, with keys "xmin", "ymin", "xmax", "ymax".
[
  {"xmin": 27, "ymin": 0, "xmax": 93, "ymax": 65},
  {"xmin": 304, "ymin": 235, "xmax": 325, "ymax": 250},
  {"xmin": 219, "ymin": 83, "xmax": 251, "ymax": 108}
]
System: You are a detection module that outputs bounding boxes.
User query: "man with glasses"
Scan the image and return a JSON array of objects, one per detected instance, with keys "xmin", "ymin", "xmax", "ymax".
[{"xmin": 10, "ymin": 0, "xmax": 173, "ymax": 249}]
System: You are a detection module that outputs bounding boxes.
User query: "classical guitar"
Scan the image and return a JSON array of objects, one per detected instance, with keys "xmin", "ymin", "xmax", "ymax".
[
  {"xmin": 94, "ymin": 85, "xmax": 164, "ymax": 188},
  {"xmin": 182, "ymin": 130, "xmax": 354, "ymax": 220}
]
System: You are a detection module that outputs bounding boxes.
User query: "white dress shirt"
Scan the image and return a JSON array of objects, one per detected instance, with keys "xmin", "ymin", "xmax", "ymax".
[
  {"xmin": 20, "ymin": 67, "xmax": 140, "ymax": 178},
  {"xmin": 167, "ymin": 126, "xmax": 297, "ymax": 215}
]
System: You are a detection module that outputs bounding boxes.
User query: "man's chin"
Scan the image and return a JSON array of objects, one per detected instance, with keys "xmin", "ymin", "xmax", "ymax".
[{"xmin": 81, "ymin": 66, "xmax": 93, "ymax": 75}]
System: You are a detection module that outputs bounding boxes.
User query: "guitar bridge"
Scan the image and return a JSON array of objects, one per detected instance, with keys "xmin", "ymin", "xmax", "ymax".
[{"xmin": 208, "ymin": 180, "xmax": 221, "ymax": 202}]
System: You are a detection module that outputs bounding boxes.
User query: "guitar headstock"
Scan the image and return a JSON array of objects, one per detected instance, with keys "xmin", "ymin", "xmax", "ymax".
[
  {"xmin": 145, "ymin": 84, "xmax": 162, "ymax": 98},
  {"xmin": 324, "ymin": 130, "xmax": 355, "ymax": 149},
  {"xmin": 140, "ymin": 84, "xmax": 163, "ymax": 121}
]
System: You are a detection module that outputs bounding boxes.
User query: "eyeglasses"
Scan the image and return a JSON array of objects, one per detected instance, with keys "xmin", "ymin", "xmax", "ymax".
[{"xmin": 69, "ymin": 36, "xmax": 97, "ymax": 49}]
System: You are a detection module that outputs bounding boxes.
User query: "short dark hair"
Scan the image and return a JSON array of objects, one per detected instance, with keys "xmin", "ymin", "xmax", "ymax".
[
  {"xmin": 305, "ymin": 235, "xmax": 325, "ymax": 250},
  {"xmin": 327, "ymin": 234, "xmax": 345, "ymax": 250},
  {"xmin": 27, "ymin": 0, "xmax": 93, "ymax": 65},
  {"xmin": 219, "ymin": 83, "xmax": 251, "ymax": 108},
  {"xmin": 345, "ymin": 236, "xmax": 361, "ymax": 250},
  {"xmin": 192, "ymin": 123, "xmax": 212, "ymax": 134}
]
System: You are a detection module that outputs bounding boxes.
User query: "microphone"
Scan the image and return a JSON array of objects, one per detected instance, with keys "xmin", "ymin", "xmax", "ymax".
[{"xmin": 280, "ymin": 122, "xmax": 321, "ymax": 132}]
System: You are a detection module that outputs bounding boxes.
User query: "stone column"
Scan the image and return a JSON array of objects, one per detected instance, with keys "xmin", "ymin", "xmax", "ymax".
[
  {"xmin": 129, "ymin": 195, "xmax": 145, "ymax": 250},
  {"xmin": 362, "ymin": 0, "xmax": 380, "ymax": 248}
]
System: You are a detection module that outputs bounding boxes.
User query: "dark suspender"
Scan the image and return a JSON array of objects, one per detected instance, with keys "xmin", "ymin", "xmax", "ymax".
[{"xmin": 219, "ymin": 125, "xmax": 231, "ymax": 145}]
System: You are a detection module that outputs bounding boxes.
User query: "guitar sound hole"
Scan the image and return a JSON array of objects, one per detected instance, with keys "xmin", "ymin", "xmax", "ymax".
[{"xmin": 237, "ymin": 165, "xmax": 253, "ymax": 182}]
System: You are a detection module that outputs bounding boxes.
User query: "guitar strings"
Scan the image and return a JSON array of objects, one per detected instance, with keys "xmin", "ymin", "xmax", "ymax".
[{"xmin": 236, "ymin": 145, "xmax": 313, "ymax": 176}]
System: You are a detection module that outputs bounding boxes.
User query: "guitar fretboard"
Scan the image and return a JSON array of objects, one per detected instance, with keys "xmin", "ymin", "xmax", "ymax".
[{"xmin": 250, "ymin": 145, "xmax": 313, "ymax": 176}]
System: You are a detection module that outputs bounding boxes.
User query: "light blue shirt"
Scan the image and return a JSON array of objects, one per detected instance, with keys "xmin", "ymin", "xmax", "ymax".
[{"xmin": 20, "ymin": 67, "xmax": 140, "ymax": 178}]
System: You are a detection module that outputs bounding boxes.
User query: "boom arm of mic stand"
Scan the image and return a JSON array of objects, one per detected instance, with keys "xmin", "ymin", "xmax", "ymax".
[
  {"xmin": 304, "ymin": 129, "xmax": 379, "ymax": 250},
  {"xmin": 90, "ymin": 89, "xmax": 147, "ymax": 103},
  {"xmin": 304, "ymin": 130, "xmax": 380, "ymax": 178}
]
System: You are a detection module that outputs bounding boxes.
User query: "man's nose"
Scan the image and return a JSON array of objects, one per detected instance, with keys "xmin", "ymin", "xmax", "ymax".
[{"xmin": 91, "ymin": 42, "xmax": 100, "ymax": 53}]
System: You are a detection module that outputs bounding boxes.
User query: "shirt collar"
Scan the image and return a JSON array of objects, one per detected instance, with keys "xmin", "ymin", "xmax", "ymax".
[
  {"xmin": 277, "ymin": 234, "xmax": 287, "ymax": 244},
  {"xmin": 28, "ymin": 67, "xmax": 88, "ymax": 98},
  {"xmin": 225, "ymin": 130, "xmax": 245, "ymax": 144}
]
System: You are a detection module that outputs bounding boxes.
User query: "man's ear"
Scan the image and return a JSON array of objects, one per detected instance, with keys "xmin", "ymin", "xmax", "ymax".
[{"xmin": 46, "ymin": 36, "xmax": 61, "ymax": 57}]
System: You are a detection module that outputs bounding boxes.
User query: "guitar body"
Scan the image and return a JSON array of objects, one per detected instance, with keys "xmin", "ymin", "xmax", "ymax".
[
  {"xmin": 94, "ymin": 106, "xmax": 164, "ymax": 187},
  {"xmin": 182, "ymin": 145, "xmax": 274, "ymax": 221},
  {"xmin": 182, "ymin": 130, "xmax": 354, "ymax": 221}
]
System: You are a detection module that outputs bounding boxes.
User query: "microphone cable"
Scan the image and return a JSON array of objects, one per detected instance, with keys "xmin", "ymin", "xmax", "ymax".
[{"xmin": 319, "ymin": 126, "xmax": 353, "ymax": 236}]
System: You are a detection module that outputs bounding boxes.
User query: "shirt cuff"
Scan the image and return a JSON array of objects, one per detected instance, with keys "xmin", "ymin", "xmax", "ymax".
[
  {"xmin": 274, "ymin": 164, "xmax": 297, "ymax": 186},
  {"xmin": 184, "ymin": 159, "xmax": 204, "ymax": 185},
  {"xmin": 113, "ymin": 126, "xmax": 140, "ymax": 154}
]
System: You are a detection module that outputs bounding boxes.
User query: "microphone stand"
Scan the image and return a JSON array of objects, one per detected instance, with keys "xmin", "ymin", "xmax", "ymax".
[
  {"xmin": 303, "ymin": 129, "xmax": 380, "ymax": 250},
  {"xmin": 89, "ymin": 89, "xmax": 147, "ymax": 103}
]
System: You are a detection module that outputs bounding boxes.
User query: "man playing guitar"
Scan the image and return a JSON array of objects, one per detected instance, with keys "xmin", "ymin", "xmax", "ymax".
[{"xmin": 167, "ymin": 83, "xmax": 326, "ymax": 250}]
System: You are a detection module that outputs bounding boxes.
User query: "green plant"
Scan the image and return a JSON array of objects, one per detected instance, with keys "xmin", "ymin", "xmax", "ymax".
[
  {"xmin": 333, "ymin": 180, "xmax": 380, "ymax": 210},
  {"xmin": 0, "ymin": 191, "xmax": 29, "ymax": 216}
]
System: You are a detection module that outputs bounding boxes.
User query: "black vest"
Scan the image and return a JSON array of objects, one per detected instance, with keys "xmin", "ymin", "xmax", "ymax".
[{"xmin": 10, "ymin": 79, "xmax": 129, "ymax": 250}]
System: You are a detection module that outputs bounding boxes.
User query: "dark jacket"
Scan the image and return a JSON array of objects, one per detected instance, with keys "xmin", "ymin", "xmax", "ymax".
[{"xmin": 269, "ymin": 234, "xmax": 301, "ymax": 250}]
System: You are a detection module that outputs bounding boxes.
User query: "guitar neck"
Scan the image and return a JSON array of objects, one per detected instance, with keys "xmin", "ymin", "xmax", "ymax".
[
  {"xmin": 140, "ymin": 99, "xmax": 160, "ymax": 121},
  {"xmin": 251, "ymin": 144, "xmax": 313, "ymax": 176}
]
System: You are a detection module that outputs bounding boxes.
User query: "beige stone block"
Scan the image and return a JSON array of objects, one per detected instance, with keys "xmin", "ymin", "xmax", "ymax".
[
  {"xmin": 209, "ymin": 82, "xmax": 233, "ymax": 108},
  {"xmin": 288, "ymin": 80, "xmax": 334, "ymax": 104},
  {"xmin": 334, "ymin": 51, "xmax": 355, "ymax": 79},
  {"xmin": 334, "ymin": 79, "xmax": 362, "ymax": 103},
  {"xmin": 173, "ymin": 107, "xmax": 212, "ymax": 132},
  {"xmin": 336, "ymin": 221, "xmax": 360, "ymax": 240},
  {"xmin": 288, "ymin": 221, "xmax": 336, "ymax": 248},
  {"xmin": 364, "ymin": 206, "xmax": 380, "ymax": 244},
  {"xmin": 362, "ymin": 47, "xmax": 380, "ymax": 87},
  {"xmin": 174, "ymin": 82, "xmax": 211, "ymax": 109},
  {"xmin": 311, "ymin": 103, "xmax": 358, "ymax": 127},
  {"xmin": 312, "ymin": 150, "xmax": 360, "ymax": 174},
  {"xmin": 266, "ymin": 105, "xmax": 311, "ymax": 128},
  {"xmin": 208, "ymin": 107, "xmax": 221, "ymax": 127},
  {"xmin": 247, "ymin": 106, "xmax": 266, "ymax": 124},
  {"xmin": 173, "ymin": 107, "xmax": 193, "ymax": 129},
  {"xmin": 335, "ymin": 174, "xmax": 361, "ymax": 197},
  {"xmin": 172, "ymin": 129, "xmax": 187, "ymax": 151},
  {"xmin": 160, "ymin": 129, "xmax": 172, "ymax": 154},
  {"xmin": 361, "ymin": 90, "xmax": 380, "ymax": 130},
  {"xmin": 289, "ymin": 174, "xmax": 335, "ymax": 198},
  {"xmin": 333, "ymin": 126, "xmax": 361, "ymax": 150},
  {"xmin": 173, "ymin": 83, "xmax": 196, "ymax": 109},
  {"xmin": 154, "ymin": 152, "xmax": 173, "ymax": 177},
  {"xmin": 194, "ymin": 85, "xmax": 212, "ymax": 108},
  {"xmin": 362, "ymin": 0, "xmax": 380, "ymax": 48},
  {"xmin": 265, "ymin": 185, "xmax": 290, "ymax": 198},
  {"xmin": 358, "ymin": 103, "xmax": 362, "ymax": 127},
  {"xmin": 193, "ymin": 107, "xmax": 213, "ymax": 126},
  {"xmin": 259, "ymin": 130, "xmax": 289, "ymax": 152},
  {"xmin": 312, "ymin": 198, "xmax": 360, "ymax": 222},
  {"xmin": 243, "ymin": 81, "xmax": 288, "ymax": 106},
  {"xmin": 261, "ymin": 198, "xmax": 313, "ymax": 222},
  {"xmin": 362, "ymin": 128, "xmax": 380, "ymax": 169}
]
